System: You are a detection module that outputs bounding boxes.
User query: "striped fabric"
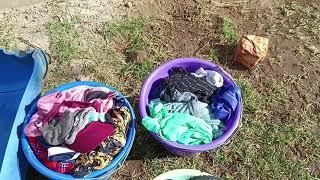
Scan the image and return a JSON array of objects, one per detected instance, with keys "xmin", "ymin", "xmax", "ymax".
[
  {"xmin": 161, "ymin": 67, "xmax": 217, "ymax": 103},
  {"xmin": 27, "ymin": 137, "xmax": 74, "ymax": 174}
]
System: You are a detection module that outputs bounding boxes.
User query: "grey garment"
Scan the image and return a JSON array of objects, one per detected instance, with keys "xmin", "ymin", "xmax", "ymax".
[
  {"xmin": 161, "ymin": 89, "xmax": 199, "ymax": 105},
  {"xmin": 40, "ymin": 113, "xmax": 74, "ymax": 146},
  {"xmin": 158, "ymin": 90, "xmax": 224, "ymax": 138},
  {"xmin": 171, "ymin": 90, "xmax": 201, "ymax": 118},
  {"xmin": 155, "ymin": 90, "xmax": 205, "ymax": 118},
  {"xmin": 64, "ymin": 108, "xmax": 93, "ymax": 144},
  {"xmin": 40, "ymin": 107, "xmax": 94, "ymax": 145},
  {"xmin": 171, "ymin": 89, "xmax": 198, "ymax": 102}
]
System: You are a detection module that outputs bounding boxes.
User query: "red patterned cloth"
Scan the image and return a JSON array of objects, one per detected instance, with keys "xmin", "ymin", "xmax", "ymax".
[{"xmin": 27, "ymin": 137, "xmax": 74, "ymax": 174}]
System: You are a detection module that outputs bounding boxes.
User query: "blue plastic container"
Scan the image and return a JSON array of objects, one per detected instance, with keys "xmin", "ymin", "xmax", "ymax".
[
  {"xmin": 21, "ymin": 81, "xmax": 136, "ymax": 179},
  {"xmin": 0, "ymin": 49, "xmax": 47, "ymax": 179}
]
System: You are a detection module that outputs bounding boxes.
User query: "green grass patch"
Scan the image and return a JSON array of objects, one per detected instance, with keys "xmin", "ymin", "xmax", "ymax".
[
  {"xmin": 103, "ymin": 17, "xmax": 148, "ymax": 53},
  {"xmin": 122, "ymin": 61, "xmax": 154, "ymax": 80},
  {"xmin": 209, "ymin": 100, "xmax": 316, "ymax": 179},
  {"xmin": 48, "ymin": 18, "xmax": 80, "ymax": 64},
  {"xmin": 208, "ymin": 48, "xmax": 220, "ymax": 61},
  {"xmin": 237, "ymin": 78, "xmax": 263, "ymax": 113},
  {"xmin": 102, "ymin": 17, "xmax": 155, "ymax": 81},
  {"xmin": 212, "ymin": 75, "xmax": 320, "ymax": 179},
  {"xmin": 257, "ymin": 77, "xmax": 289, "ymax": 107},
  {"xmin": 211, "ymin": 112, "xmax": 315, "ymax": 179},
  {"xmin": 220, "ymin": 17, "xmax": 238, "ymax": 44}
]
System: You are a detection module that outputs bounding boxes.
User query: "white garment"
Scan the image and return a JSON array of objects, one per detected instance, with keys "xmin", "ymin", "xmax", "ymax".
[
  {"xmin": 192, "ymin": 67, "xmax": 224, "ymax": 88},
  {"xmin": 48, "ymin": 146, "xmax": 80, "ymax": 161}
]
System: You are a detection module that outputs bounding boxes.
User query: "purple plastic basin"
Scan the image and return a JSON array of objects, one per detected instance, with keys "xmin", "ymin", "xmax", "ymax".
[{"xmin": 139, "ymin": 58, "xmax": 243, "ymax": 156}]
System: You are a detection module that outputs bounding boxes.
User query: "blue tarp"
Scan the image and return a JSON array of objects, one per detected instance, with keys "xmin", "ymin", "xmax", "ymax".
[{"xmin": 0, "ymin": 49, "xmax": 47, "ymax": 179}]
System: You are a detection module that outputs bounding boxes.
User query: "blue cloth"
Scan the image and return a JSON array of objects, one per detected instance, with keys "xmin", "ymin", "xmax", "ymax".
[
  {"xmin": 49, "ymin": 154, "xmax": 76, "ymax": 162},
  {"xmin": 210, "ymin": 85, "xmax": 241, "ymax": 120},
  {"xmin": 48, "ymin": 146, "xmax": 78, "ymax": 163},
  {"xmin": 0, "ymin": 49, "xmax": 47, "ymax": 179}
]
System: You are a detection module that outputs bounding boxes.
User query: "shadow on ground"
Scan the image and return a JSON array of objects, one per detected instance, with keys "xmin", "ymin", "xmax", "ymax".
[
  {"xmin": 127, "ymin": 125, "xmax": 173, "ymax": 161},
  {"xmin": 213, "ymin": 43, "xmax": 247, "ymax": 71}
]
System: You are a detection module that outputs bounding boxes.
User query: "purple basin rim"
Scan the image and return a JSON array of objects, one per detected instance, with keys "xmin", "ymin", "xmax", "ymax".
[{"xmin": 139, "ymin": 58, "xmax": 243, "ymax": 152}]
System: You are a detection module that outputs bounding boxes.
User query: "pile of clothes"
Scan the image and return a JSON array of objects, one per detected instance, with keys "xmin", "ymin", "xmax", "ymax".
[
  {"xmin": 142, "ymin": 67, "xmax": 240, "ymax": 145},
  {"xmin": 24, "ymin": 85, "xmax": 131, "ymax": 177}
]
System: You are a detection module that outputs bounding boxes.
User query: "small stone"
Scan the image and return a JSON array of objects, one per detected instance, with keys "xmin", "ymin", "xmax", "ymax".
[
  {"xmin": 306, "ymin": 45, "xmax": 319, "ymax": 55},
  {"xmin": 124, "ymin": 2, "xmax": 133, "ymax": 8},
  {"xmin": 76, "ymin": 75, "xmax": 90, "ymax": 81},
  {"xmin": 255, "ymin": 144, "xmax": 261, "ymax": 149},
  {"xmin": 301, "ymin": 75, "xmax": 308, "ymax": 79},
  {"xmin": 234, "ymin": 35, "xmax": 269, "ymax": 69}
]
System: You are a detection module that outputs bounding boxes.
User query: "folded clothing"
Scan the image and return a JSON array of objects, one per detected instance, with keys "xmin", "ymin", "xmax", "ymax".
[
  {"xmin": 66, "ymin": 121, "xmax": 114, "ymax": 153},
  {"xmin": 210, "ymin": 85, "xmax": 241, "ymax": 120},
  {"xmin": 142, "ymin": 100, "xmax": 213, "ymax": 145},
  {"xmin": 24, "ymin": 86, "xmax": 116, "ymax": 137},
  {"xmin": 160, "ymin": 67, "xmax": 217, "ymax": 103}
]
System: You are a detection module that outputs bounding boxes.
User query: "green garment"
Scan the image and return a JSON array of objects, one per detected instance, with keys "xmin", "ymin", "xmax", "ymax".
[
  {"xmin": 142, "ymin": 101, "xmax": 214, "ymax": 145},
  {"xmin": 151, "ymin": 98, "xmax": 213, "ymax": 121},
  {"xmin": 154, "ymin": 169, "xmax": 217, "ymax": 180},
  {"xmin": 150, "ymin": 99, "xmax": 225, "ymax": 139}
]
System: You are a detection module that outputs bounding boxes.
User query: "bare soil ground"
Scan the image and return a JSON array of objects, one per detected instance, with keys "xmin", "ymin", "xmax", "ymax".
[
  {"xmin": 0, "ymin": 0, "xmax": 48, "ymax": 9},
  {"xmin": 1, "ymin": 0, "xmax": 319, "ymax": 179}
]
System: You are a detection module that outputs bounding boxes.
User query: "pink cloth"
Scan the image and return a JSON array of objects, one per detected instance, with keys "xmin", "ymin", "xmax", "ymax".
[
  {"xmin": 66, "ymin": 122, "xmax": 114, "ymax": 153},
  {"xmin": 25, "ymin": 85, "xmax": 116, "ymax": 137}
]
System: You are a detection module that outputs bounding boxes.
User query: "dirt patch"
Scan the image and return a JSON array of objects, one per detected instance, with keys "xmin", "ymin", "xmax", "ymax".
[
  {"xmin": 138, "ymin": 0, "xmax": 320, "ymax": 107},
  {"xmin": 113, "ymin": 160, "xmax": 145, "ymax": 179},
  {"xmin": 0, "ymin": 0, "xmax": 47, "ymax": 9},
  {"xmin": 0, "ymin": 0, "xmax": 127, "ymax": 51}
]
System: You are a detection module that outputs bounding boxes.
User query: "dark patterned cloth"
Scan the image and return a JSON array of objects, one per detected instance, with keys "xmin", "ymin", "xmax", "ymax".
[
  {"xmin": 72, "ymin": 106, "xmax": 131, "ymax": 178},
  {"xmin": 161, "ymin": 67, "xmax": 217, "ymax": 103}
]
